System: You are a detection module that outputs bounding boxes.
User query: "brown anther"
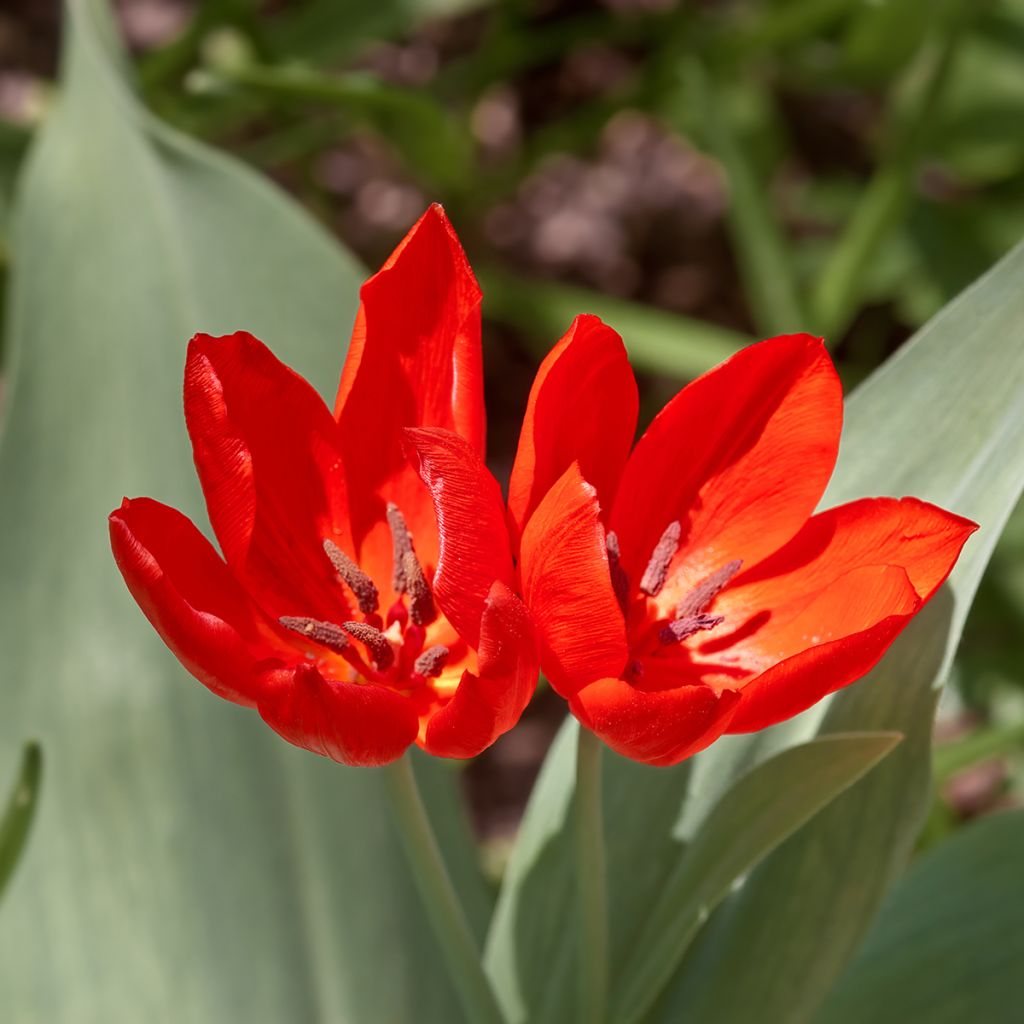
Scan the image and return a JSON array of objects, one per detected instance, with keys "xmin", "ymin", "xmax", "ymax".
[
  {"xmin": 414, "ymin": 645, "xmax": 450, "ymax": 678},
  {"xmin": 279, "ymin": 616, "xmax": 350, "ymax": 654},
  {"xmin": 639, "ymin": 520, "xmax": 682, "ymax": 597},
  {"xmin": 386, "ymin": 503, "xmax": 414, "ymax": 593},
  {"xmin": 660, "ymin": 613, "xmax": 725, "ymax": 645},
  {"xmin": 605, "ymin": 530, "xmax": 631, "ymax": 611},
  {"xmin": 323, "ymin": 539, "xmax": 379, "ymax": 614},
  {"xmin": 341, "ymin": 621, "xmax": 395, "ymax": 671},
  {"xmin": 402, "ymin": 550, "xmax": 437, "ymax": 626},
  {"xmin": 675, "ymin": 559, "xmax": 743, "ymax": 619}
]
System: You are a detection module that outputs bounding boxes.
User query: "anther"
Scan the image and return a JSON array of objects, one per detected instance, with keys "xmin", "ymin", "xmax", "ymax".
[
  {"xmin": 605, "ymin": 530, "xmax": 631, "ymax": 611},
  {"xmin": 341, "ymin": 621, "xmax": 395, "ymax": 671},
  {"xmin": 675, "ymin": 559, "xmax": 743, "ymax": 620},
  {"xmin": 660, "ymin": 613, "xmax": 725, "ymax": 645},
  {"xmin": 402, "ymin": 550, "xmax": 437, "ymax": 626},
  {"xmin": 413, "ymin": 645, "xmax": 450, "ymax": 678},
  {"xmin": 639, "ymin": 520, "xmax": 682, "ymax": 597},
  {"xmin": 323, "ymin": 539, "xmax": 379, "ymax": 614},
  {"xmin": 279, "ymin": 616, "xmax": 350, "ymax": 654},
  {"xmin": 386, "ymin": 503, "xmax": 414, "ymax": 593}
]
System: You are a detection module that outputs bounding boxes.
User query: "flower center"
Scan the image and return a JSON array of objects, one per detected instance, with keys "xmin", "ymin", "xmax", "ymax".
[
  {"xmin": 607, "ymin": 524, "xmax": 743, "ymax": 663},
  {"xmin": 278, "ymin": 502, "xmax": 448, "ymax": 688}
]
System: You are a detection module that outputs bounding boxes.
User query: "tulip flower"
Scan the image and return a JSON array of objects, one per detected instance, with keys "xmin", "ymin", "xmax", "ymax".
[
  {"xmin": 505, "ymin": 319, "xmax": 976, "ymax": 766},
  {"xmin": 110, "ymin": 205, "xmax": 536, "ymax": 767}
]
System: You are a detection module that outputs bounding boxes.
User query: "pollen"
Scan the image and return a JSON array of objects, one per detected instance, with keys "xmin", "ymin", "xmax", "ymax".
[
  {"xmin": 279, "ymin": 616, "xmax": 351, "ymax": 654},
  {"xmin": 639, "ymin": 520, "xmax": 682, "ymax": 597},
  {"xmin": 323, "ymin": 538, "xmax": 379, "ymax": 614}
]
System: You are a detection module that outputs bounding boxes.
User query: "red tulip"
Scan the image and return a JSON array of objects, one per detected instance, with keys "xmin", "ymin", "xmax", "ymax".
[
  {"xmin": 506, "ymin": 319, "xmax": 976, "ymax": 766},
  {"xmin": 110, "ymin": 206, "xmax": 537, "ymax": 767}
]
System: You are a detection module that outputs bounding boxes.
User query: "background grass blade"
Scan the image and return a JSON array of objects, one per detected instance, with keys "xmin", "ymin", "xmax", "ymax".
[{"xmin": 0, "ymin": 741, "xmax": 42, "ymax": 902}]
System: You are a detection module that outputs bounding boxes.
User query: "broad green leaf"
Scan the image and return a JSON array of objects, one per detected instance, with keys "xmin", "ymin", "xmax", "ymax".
[
  {"xmin": 0, "ymin": 2, "xmax": 486, "ymax": 1021},
  {"xmin": 613, "ymin": 733, "xmax": 902, "ymax": 1024},
  {"xmin": 0, "ymin": 742, "xmax": 42, "ymax": 902},
  {"xmin": 483, "ymin": 722, "xmax": 898, "ymax": 1024},
  {"xmin": 650, "ymin": 231, "xmax": 1024, "ymax": 1022},
  {"xmin": 817, "ymin": 810, "xmax": 1024, "ymax": 1024}
]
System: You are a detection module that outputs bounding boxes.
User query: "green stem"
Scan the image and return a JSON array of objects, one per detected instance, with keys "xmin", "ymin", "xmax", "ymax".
[
  {"xmin": 384, "ymin": 756, "xmax": 506, "ymax": 1024},
  {"xmin": 576, "ymin": 728, "xmax": 608, "ymax": 1024}
]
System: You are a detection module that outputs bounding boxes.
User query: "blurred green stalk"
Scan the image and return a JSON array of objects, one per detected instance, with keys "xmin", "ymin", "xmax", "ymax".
[
  {"xmin": 810, "ymin": 1, "xmax": 971, "ymax": 338},
  {"xmin": 576, "ymin": 728, "xmax": 608, "ymax": 1024},
  {"xmin": 384, "ymin": 756, "xmax": 507, "ymax": 1024},
  {"xmin": 685, "ymin": 57, "xmax": 806, "ymax": 337},
  {"xmin": 479, "ymin": 266, "xmax": 745, "ymax": 380}
]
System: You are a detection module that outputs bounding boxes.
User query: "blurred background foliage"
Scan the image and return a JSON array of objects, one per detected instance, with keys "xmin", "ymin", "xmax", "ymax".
[{"xmin": 0, "ymin": 0, "xmax": 1021, "ymax": 851}]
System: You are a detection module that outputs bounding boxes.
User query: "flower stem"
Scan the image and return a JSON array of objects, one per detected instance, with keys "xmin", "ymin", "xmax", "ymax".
[
  {"xmin": 576, "ymin": 727, "xmax": 609, "ymax": 1024},
  {"xmin": 383, "ymin": 755, "xmax": 506, "ymax": 1024}
]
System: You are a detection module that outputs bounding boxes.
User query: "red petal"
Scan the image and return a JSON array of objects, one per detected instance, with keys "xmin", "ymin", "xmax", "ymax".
[
  {"xmin": 570, "ymin": 678, "xmax": 741, "ymax": 767},
  {"xmin": 404, "ymin": 427, "xmax": 514, "ymax": 649},
  {"xmin": 507, "ymin": 315, "xmax": 637, "ymax": 540},
  {"xmin": 257, "ymin": 664, "xmax": 419, "ymax": 766},
  {"xmin": 610, "ymin": 334, "xmax": 841, "ymax": 588},
  {"xmin": 707, "ymin": 496, "xmax": 977, "ymax": 730},
  {"xmin": 335, "ymin": 205, "xmax": 484, "ymax": 578},
  {"xmin": 109, "ymin": 497, "xmax": 276, "ymax": 707},
  {"xmin": 184, "ymin": 331, "xmax": 350, "ymax": 623},
  {"xmin": 519, "ymin": 463, "xmax": 628, "ymax": 697},
  {"xmin": 422, "ymin": 582, "xmax": 539, "ymax": 758}
]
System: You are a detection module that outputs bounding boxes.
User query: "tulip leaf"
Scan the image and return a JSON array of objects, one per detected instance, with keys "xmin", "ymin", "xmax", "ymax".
[
  {"xmin": 0, "ymin": 742, "xmax": 42, "ymax": 902},
  {"xmin": 483, "ymin": 726, "xmax": 900, "ymax": 1024},
  {"xmin": 815, "ymin": 810, "xmax": 1024, "ymax": 1024},
  {"xmin": 648, "ymin": 232, "xmax": 1024, "ymax": 1022},
  {"xmin": 612, "ymin": 732, "xmax": 902, "ymax": 1024},
  {"xmin": 0, "ymin": 2, "xmax": 487, "ymax": 1020}
]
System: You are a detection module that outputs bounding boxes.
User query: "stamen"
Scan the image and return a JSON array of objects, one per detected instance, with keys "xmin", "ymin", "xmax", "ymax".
[
  {"xmin": 341, "ymin": 621, "xmax": 395, "ymax": 671},
  {"xmin": 675, "ymin": 559, "xmax": 743, "ymax": 619},
  {"xmin": 323, "ymin": 539, "xmax": 379, "ymax": 614},
  {"xmin": 414, "ymin": 645, "xmax": 450, "ymax": 678},
  {"xmin": 639, "ymin": 520, "xmax": 682, "ymax": 597},
  {"xmin": 660, "ymin": 613, "xmax": 725, "ymax": 645},
  {"xmin": 402, "ymin": 550, "xmax": 437, "ymax": 626},
  {"xmin": 279, "ymin": 616, "xmax": 350, "ymax": 654},
  {"xmin": 605, "ymin": 530, "xmax": 630, "ymax": 611},
  {"xmin": 386, "ymin": 503, "xmax": 414, "ymax": 593}
]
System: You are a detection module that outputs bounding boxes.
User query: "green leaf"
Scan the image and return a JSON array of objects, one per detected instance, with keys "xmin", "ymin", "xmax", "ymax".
[
  {"xmin": 0, "ymin": 2, "xmax": 487, "ymax": 1020},
  {"xmin": 483, "ymin": 721, "xmax": 898, "ymax": 1024},
  {"xmin": 0, "ymin": 742, "xmax": 42, "ymax": 902},
  {"xmin": 816, "ymin": 810, "xmax": 1024, "ymax": 1024},
  {"xmin": 650, "ymin": 230, "xmax": 1024, "ymax": 1022},
  {"xmin": 612, "ymin": 733, "xmax": 902, "ymax": 1024}
]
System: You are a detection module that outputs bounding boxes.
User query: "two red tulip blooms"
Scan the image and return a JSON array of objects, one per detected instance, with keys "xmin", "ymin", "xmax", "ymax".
[{"xmin": 110, "ymin": 205, "xmax": 975, "ymax": 768}]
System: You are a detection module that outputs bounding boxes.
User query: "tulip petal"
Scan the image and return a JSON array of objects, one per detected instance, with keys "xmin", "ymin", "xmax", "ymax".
[
  {"xmin": 519, "ymin": 463, "xmax": 629, "ymax": 697},
  {"xmin": 570, "ymin": 678, "xmax": 741, "ymax": 767},
  {"xmin": 109, "ymin": 497, "xmax": 275, "ymax": 706},
  {"xmin": 404, "ymin": 427, "xmax": 514, "ymax": 649},
  {"xmin": 335, "ymin": 205, "xmax": 484, "ymax": 578},
  {"xmin": 257, "ymin": 664, "xmax": 419, "ymax": 767},
  {"xmin": 706, "ymin": 496, "xmax": 977, "ymax": 731},
  {"xmin": 184, "ymin": 331, "xmax": 351, "ymax": 623},
  {"xmin": 423, "ymin": 581, "xmax": 538, "ymax": 759},
  {"xmin": 611, "ymin": 333, "xmax": 842, "ymax": 590},
  {"xmin": 508, "ymin": 314, "xmax": 638, "ymax": 539}
]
